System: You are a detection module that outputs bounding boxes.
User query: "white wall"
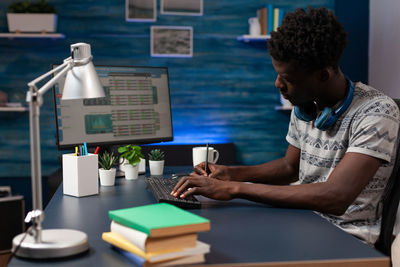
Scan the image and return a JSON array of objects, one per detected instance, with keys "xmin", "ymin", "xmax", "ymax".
[
  {"xmin": 369, "ymin": 0, "xmax": 400, "ymax": 98},
  {"xmin": 370, "ymin": 0, "xmax": 400, "ymax": 236}
]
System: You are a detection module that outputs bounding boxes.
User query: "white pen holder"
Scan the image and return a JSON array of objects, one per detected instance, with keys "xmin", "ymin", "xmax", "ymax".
[{"xmin": 62, "ymin": 153, "xmax": 99, "ymax": 197}]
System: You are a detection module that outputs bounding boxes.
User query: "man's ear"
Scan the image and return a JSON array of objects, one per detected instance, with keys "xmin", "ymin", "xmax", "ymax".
[{"xmin": 317, "ymin": 68, "xmax": 333, "ymax": 82}]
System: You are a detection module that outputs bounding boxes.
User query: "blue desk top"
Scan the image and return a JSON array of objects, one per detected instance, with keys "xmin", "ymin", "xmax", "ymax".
[{"xmin": 9, "ymin": 166, "xmax": 389, "ymax": 266}]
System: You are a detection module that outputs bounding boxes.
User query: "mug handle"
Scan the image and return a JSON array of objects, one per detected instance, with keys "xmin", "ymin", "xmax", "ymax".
[{"xmin": 212, "ymin": 150, "xmax": 219, "ymax": 164}]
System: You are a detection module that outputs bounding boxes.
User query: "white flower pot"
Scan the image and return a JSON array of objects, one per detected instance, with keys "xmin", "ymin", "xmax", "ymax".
[
  {"xmin": 7, "ymin": 13, "xmax": 57, "ymax": 33},
  {"xmin": 120, "ymin": 158, "xmax": 145, "ymax": 174},
  {"xmin": 124, "ymin": 164, "xmax": 139, "ymax": 180},
  {"xmin": 99, "ymin": 168, "xmax": 116, "ymax": 186},
  {"xmin": 149, "ymin": 160, "xmax": 164, "ymax": 176}
]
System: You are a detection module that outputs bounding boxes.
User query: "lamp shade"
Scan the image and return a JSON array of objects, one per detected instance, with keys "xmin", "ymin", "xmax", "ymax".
[{"xmin": 62, "ymin": 61, "xmax": 105, "ymax": 100}]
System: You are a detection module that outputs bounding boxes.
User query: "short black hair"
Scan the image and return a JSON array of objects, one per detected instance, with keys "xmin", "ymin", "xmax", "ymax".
[{"xmin": 268, "ymin": 7, "xmax": 348, "ymax": 72}]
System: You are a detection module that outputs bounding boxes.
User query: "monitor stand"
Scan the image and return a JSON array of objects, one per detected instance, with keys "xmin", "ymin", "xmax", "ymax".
[{"xmin": 116, "ymin": 168, "xmax": 125, "ymax": 178}]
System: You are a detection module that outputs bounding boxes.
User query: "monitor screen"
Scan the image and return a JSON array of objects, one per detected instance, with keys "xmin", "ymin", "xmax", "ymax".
[{"xmin": 53, "ymin": 66, "xmax": 173, "ymax": 149}]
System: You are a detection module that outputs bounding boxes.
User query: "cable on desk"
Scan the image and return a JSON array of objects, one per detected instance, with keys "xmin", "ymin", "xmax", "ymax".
[{"xmin": 8, "ymin": 225, "xmax": 33, "ymax": 264}]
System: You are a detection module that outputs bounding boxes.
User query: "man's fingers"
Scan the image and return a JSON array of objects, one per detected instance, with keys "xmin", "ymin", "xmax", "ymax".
[
  {"xmin": 171, "ymin": 176, "xmax": 188, "ymax": 195},
  {"xmin": 193, "ymin": 163, "xmax": 207, "ymax": 175},
  {"xmin": 172, "ymin": 177, "xmax": 205, "ymax": 198},
  {"xmin": 172, "ymin": 177, "xmax": 195, "ymax": 198},
  {"xmin": 180, "ymin": 187, "xmax": 195, "ymax": 198},
  {"xmin": 180, "ymin": 186, "xmax": 206, "ymax": 198}
]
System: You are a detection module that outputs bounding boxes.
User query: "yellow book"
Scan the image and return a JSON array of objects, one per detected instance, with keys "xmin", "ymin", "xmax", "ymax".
[
  {"xmin": 111, "ymin": 221, "xmax": 197, "ymax": 253},
  {"xmin": 274, "ymin": 8, "xmax": 280, "ymax": 31},
  {"xmin": 102, "ymin": 232, "xmax": 210, "ymax": 263}
]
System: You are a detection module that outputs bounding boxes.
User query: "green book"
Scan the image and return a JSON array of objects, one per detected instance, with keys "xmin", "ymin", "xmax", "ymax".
[{"xmin": 108, "ymin": 203, "xmax": 210, "ymax": 237}]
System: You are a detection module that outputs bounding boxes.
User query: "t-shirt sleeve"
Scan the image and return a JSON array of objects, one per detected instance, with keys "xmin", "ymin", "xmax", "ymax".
[
  {"xmin": 347, "ymin": 97, "xmax": 399, "ymax": 162},
  {"xmin": 286, "ymin": 110, "xmax": 301, "ymax": 149}
]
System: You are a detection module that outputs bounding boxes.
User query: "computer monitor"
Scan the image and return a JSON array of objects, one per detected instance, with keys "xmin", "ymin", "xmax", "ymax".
[{"xmin": 53, "ymin": 66, "xmax": 173, "ymax": 150}]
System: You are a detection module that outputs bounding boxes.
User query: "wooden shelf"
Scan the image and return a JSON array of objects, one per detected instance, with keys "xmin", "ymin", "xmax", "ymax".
[
  {"xmin": 237, "ymin": 34, "xmax": 270, "ymax": 42},
  {"xmin": 0, "ymin": 33, "xmax": 65, "ymax": 39},
  {"xmin": 0, "ymin": 104, "xmax": 28, "ymax": 112},
  {"xmin": 275, "ymin": 105, "xmax": 292, "ymax": 111}
]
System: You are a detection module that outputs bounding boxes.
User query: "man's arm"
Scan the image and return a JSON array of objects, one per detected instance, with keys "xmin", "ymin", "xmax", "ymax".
[
  {"xmin": 173, "ymin": 152, "xmax": 381, "ymax": 216},
  {"xmin": 194, "ymin": 144, "xmax": 301, "ymax": 185}
]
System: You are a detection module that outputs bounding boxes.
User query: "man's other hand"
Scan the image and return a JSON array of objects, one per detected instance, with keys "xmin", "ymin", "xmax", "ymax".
[{"xmin": 192, "ymin": 162, "xmax": 232, "ymax": 181}]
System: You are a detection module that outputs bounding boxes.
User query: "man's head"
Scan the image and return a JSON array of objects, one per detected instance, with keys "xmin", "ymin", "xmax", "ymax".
[{"xmin": 267, "ymin": 7, "xmax": 348, "ymax": 106}]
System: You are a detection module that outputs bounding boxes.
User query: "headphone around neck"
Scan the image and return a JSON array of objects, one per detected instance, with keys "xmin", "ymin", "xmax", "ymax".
[{"xmin": 293, "ymin": 77, "xmax": 354, "ymax": 131}]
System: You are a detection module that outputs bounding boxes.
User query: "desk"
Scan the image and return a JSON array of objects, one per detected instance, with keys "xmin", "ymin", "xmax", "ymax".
[{"xmin": 9, "ymin": 166, "xmax": 389, "ymax": 267}]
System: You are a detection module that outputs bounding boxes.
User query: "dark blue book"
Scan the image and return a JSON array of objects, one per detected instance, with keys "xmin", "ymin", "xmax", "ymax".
[
  {"xmin": 267, "ymin": 3, "xmax": 274, "ymax": 35},
  {"xmin": 112, "ymin": 246, "xmax": 146, "ymax": 267}
]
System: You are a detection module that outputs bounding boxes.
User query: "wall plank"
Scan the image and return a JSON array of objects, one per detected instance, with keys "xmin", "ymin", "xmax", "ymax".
[{"xmin": 0, "ymin": 0, "xmax": 334, "ymax": 176}]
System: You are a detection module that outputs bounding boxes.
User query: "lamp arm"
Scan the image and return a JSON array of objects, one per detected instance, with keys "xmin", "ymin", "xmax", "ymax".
[
  {"xmin": 28, "ymin": 58, "xmax": 73, "ymax": 97},
  {"xmin": 25, "ymin": 57, "xmax": 73, "ymax": 243}
]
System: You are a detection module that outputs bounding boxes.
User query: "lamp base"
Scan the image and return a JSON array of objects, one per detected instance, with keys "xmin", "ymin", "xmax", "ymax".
[{"xmin": 12, "ymin": 229, "xmax": 89, "ymax": 259}]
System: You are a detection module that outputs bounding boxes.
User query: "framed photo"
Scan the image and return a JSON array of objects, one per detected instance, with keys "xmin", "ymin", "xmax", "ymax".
[
  {"xmin": 151, "ymin": 26, "xmax": 193, "ymax": 57},
  {"xmin": 126, "ymin": 0, "xmax": 156, "ymax": 22},
  {"xmin": 160, "ymin": 0, "xmax": 203, "ymax": 16}
]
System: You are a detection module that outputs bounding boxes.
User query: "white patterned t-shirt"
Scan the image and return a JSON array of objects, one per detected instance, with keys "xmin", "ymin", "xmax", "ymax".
[{"xmin": 286, "ymin": 82, "xmax": 400, "ymax": 245}]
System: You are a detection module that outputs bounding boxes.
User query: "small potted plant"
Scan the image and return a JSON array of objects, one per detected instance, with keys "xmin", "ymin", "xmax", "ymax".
[
  {"xmin": 148, "ymin": 149, "xmax": 165, "ymax": 176},
  {"xmin": 118, "ymin": 145, "xmax": 143, "ymax": 180},
  {"xmin": 7, "ymin": 0, "xmax": 57, "ymax": 33},
  {"xmin": 98, "ymin": 151, "xmax": 118, "ymax": 186}
]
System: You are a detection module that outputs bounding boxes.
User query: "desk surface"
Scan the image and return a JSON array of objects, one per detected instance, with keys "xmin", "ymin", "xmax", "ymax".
[{"xmin": 9, "ymin": 167, "xmax": 389, "ymax": 267}]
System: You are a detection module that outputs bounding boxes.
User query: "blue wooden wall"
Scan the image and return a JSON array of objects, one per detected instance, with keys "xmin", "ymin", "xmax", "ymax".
[{"xmin": 0, "ymin": 0, "xmax": 339, "ymax": 177}]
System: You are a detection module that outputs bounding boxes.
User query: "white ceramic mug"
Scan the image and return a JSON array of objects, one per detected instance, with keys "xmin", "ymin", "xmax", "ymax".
[
  {"xmin": 192, "ymin": 147, "xmax": 220, "ymax": 167},
  {"xmin": 248, "ymin": 17, "xmax": 261, "ymax": 36}
]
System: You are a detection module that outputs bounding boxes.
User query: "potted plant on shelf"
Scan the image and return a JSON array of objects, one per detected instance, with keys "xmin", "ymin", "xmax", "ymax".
[
  {"xmin": 148, "ymin": 149, "xmax": 165, "ymax": 176},
  {"xmin": 98, "ymin": 151, "xmax": 118, "ymax": 186},
  {"xmin": 7, "ymin": 0, "xmax": 57, "ymax": 33},
  {"xmin": 118, "ymin": 145, "xmax": 143, "ymax": 180}
]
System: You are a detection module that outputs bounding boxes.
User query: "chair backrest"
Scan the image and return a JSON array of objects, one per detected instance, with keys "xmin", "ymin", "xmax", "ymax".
[
  {"xmin": 375, "ymin": 99, "xmax": 400, "ymax": 255},
  {"xmin": 0, "ymin": 195, "xmax": 24, "ymax": 252}
]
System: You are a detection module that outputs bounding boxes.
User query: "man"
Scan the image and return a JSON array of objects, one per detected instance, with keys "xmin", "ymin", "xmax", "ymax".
[{"xmin": 171, "ymin": 7, "xmax": 399, "ymax": 246}]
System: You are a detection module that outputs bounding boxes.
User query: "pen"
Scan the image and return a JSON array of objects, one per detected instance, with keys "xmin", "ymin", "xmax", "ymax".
[
  {"xmin": 83, "ymin": 142, "xmax": 88, "ymax": 156},
  {"xmin": 205, "ymin": 142, "xmax": 209, "ymax": 176},
  {"xmin": 94, "ymin": 146, "xmax": 99, "ymax": 155},
  {"xmin": 79, "ymin": 145, "xmax": 83, "ymax": 157},
  {"xmin": 75, "ymin": 146, "xmax": 78, "ymax": 156}
]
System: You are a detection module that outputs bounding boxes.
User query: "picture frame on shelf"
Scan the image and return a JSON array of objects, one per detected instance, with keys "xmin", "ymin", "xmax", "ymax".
[
  {"xmin": 160, "ymin": 0, "xmax": 203, "ymax": 16},
  {"xmin": 126, "ymin": 0, "xmax": 156, "ymax": 22},
  {"xmin": 151, "ymin": 26, "xmax": 193, "ymax": 58}
]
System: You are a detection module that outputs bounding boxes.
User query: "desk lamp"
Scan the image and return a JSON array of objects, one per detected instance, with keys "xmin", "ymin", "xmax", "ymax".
[{"xmin": 12, "ymin": 43, "xmax": 105, "ymax": 259}]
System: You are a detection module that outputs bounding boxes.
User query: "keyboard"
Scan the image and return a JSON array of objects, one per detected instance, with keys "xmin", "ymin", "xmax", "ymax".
[{"xmin": 145, "ymin": 177, "xmax": 201, "ymax": 209}]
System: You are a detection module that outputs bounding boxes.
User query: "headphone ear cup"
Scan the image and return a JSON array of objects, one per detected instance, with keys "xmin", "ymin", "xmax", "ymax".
[
  {"xmin": 294, "ymin": 103, "xmax": 317, "ymax": 122},
  {"xmin": 315, "ymin": 107, "xmax": 333, "ymax": 130}
]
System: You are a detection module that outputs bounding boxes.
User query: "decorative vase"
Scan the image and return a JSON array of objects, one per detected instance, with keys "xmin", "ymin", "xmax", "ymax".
[
  {"xmin": 124, "ymin": 164, "xmax": 139, "ymax": 180},
  {"xmin": 7, "ymin": 13, "xmax": 57, "ymax": 33},
  {"xmin": 98, "ymin": 168, "xmax": 116, "ymax": 186},
  {"xmin": 149, "ymin": 160, "xmax": 164, "ymax": 176}
]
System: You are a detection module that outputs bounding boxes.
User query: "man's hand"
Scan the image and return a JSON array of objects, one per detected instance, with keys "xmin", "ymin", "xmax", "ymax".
[
  {"xmin": 170, "ymin": 174, "xmax": 236, "ymax": 200},
  {"xmin": 192, "ymin": 162, "xmax": 232, "ymax": 181}
]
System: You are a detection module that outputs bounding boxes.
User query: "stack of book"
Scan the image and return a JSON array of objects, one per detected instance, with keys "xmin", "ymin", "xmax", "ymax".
[
  {"xmin": 257, "ymin": 4, "xmax": 285, "ymax": 35},
  {"xmin": 102, "ymin": 203, "xmax": 211, "ymax": 267}
]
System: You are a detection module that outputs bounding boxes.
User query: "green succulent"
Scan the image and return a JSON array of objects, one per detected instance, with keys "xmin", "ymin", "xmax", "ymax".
[
  {"xmin": 118, "ymin": 145, "xmax": 143, "ymax": 166},
  {"xmin": 98, "ymin": 151, "xmax": 118, "ymax": 170},
  {"xmin": 9, "ymin": 0, "xmax": 56, "ymax": 13},
  {"xmin": 148, "ymin": 149, "xmax": 165, "ymax": 161}
]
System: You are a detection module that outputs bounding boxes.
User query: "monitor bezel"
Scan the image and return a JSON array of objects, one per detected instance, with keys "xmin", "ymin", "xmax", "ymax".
[{"xmin": 52, "ymin": 65, "xmax": 174, "ymax": 150}]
